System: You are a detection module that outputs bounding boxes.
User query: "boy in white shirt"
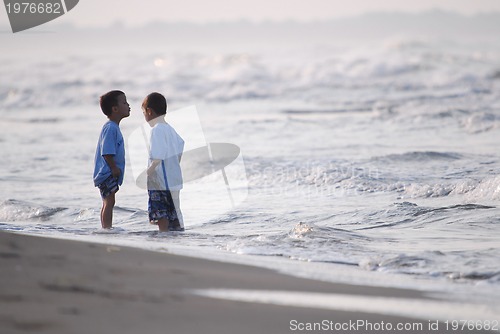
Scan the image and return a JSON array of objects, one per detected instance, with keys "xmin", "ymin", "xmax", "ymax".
[{"xmin": 142, "ymin": 92, "xmax": 185, "ymax": 232}]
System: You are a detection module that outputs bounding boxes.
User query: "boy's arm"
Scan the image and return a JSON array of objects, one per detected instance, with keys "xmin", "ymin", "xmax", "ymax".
[
  {"xmin": 103, "ymin": 155, "xmax": 121, "ymax": 179},
  {"xmin": 147, "ymin": 159, "xmax": 162, "ymax": 176}
]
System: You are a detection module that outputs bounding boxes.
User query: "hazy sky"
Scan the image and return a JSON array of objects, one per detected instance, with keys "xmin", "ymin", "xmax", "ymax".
[{"xmin": 2, "ymin": 0, "xmax": 500, "ymax": 27}]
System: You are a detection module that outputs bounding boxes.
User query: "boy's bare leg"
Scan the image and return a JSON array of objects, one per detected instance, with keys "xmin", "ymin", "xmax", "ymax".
[
  {"xmin": 171, "ymin": 191, "xmax": 184, "ymax": 229},
  {"xmin": 157, "ymin": 218, "xmax": 168, "ymax": 232},
  {"xmin": 101, "ymin": 193, "xmax": 115, "ymax": 229}
]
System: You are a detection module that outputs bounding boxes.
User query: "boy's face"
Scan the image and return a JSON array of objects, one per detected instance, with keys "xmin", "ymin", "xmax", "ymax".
[
  {"xmin": 114, "ymin": 94, "xmax": 131, "ymax": 119},
  {"xmin": 142, "ymin": 98, "xmax": 154, "ymax": 122}
]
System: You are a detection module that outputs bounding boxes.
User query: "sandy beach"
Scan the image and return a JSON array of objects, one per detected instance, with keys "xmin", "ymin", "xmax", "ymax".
[{"xmin": 1, "ymin": 231, "xmax": 492, "ymax": 334}]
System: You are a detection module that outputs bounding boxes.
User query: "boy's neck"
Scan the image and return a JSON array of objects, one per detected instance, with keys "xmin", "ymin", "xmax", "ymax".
[
  {"xmin": 148, "ymin": 115, "xmax": 166, "ymax": 126},
  {"xmin": 108, "ymin": 115, "xmax": 123, "ymax": 125}
]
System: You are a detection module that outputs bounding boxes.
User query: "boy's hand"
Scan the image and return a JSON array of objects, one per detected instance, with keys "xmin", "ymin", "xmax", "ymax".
[
  {"xmin": 147, "ymin": 160, "xmax": 161, "ymax": 176},
  {"xmin": 111, "ymin": 166, "xmax": 121, "ymax": 179},
  {"xmin": 103, "ymin": 155, "xmax": 121, "ymax": 180}
]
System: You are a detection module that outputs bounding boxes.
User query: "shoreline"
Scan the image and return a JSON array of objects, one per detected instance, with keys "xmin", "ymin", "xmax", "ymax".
[{"xmin": 0, "ymin": 231, "xmax": 496, "ymax": 333}]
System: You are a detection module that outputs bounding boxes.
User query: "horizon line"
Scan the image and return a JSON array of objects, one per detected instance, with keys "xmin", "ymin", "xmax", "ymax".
[
  {"xmin": 0, "ymin": 8, "xmax": 500, "ymax": 31},
  {"xmin": 3, "ymin": 8, "xmax": 499, "ymax": 30}
]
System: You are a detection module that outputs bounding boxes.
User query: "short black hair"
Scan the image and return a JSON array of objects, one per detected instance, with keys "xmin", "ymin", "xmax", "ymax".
[
  {"xmin": 143, "ymin": 92, "xmax": 167, "ymax": 115},
  {"xmin": 100, "ymin": 90, "xmax": 125, "ymax": 116}
]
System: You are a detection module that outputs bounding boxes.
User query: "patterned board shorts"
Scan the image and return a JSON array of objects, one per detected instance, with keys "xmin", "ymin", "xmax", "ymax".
[
  {"xmin": 148, "ymin": 190, "xmax": 178, "ymax": 223},
  {"xmin": 97, "ymin": 175, "xmax": 119, "ymax": 199}
]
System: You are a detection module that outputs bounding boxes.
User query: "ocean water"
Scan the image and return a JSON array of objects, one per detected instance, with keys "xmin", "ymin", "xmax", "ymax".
[{"xmin": 1, "ymin": 35, "xmax": 500, "ymax": 316}]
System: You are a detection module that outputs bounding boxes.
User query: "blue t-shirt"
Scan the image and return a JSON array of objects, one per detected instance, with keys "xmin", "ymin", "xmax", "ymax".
[{"xmin": 93, "ymin": 121, "xmax": 125, "ymax": 186}]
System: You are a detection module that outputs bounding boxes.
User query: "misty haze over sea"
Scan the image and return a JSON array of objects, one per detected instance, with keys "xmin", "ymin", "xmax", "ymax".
[{"xmin": 2, "ymin": 10, "xmax": 500, "ymax": 54}]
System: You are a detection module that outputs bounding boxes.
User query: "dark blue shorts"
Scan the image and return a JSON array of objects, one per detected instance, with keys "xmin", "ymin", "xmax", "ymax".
[
  {"xmin": 148, "ymin": 190, "xmax": 178, "ymax": 223},
  {"xmin": 97, "ymin": 175, "xmax": 119, "ymax": 199}
]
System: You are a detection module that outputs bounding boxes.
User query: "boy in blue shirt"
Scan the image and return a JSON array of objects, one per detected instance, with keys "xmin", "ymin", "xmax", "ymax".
[{"xmin": 93, "ymin": 90, "xmax": 130, "ymax": 229}]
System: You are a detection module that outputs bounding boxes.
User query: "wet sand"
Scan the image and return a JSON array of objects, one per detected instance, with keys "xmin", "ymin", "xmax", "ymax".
[{"xmin": 0, "ymin": 231, "xmax": 485, "ymax": 334}]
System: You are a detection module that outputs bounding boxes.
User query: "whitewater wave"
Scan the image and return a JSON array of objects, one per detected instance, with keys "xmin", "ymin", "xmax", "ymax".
[
  {"xmin": 373, "ymin": 151, "xmax": 462, "ymax": 162},
  {"xmin": 245, "ymin": 155, "xmax": 500, "ymax": 201},
  {"xmin": 1, "ymin": 40, "xmax": 499, "ymax": 109},
  {"xmin": 0, "ymin": 199, "xmax": 66, "ymax": 222}
]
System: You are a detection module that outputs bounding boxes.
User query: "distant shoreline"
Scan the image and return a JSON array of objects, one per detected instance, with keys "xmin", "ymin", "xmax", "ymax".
[{"xmin": 2, "ymin": 10, "xmax": 500, "ymax": 44}]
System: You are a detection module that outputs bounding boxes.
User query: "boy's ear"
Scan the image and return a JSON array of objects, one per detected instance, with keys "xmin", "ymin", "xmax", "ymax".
[{"xmin": 111, "ymin": 105, "xmax": 119, "ymax": 114}]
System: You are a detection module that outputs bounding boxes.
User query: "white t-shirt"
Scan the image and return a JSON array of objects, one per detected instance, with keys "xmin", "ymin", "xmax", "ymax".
[{"xmin": 149, "ymin": 122, "xmax": 184, "ymax": 191}]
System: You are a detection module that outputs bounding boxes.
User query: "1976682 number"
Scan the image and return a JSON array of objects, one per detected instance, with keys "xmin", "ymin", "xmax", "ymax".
[
  {"xmin": 445, "ymin": 320, "xmax": 499, "ymax": 331},
  {"xmin": 6, "ymin": 2, "xmax": 62, "ymax": 14}
]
